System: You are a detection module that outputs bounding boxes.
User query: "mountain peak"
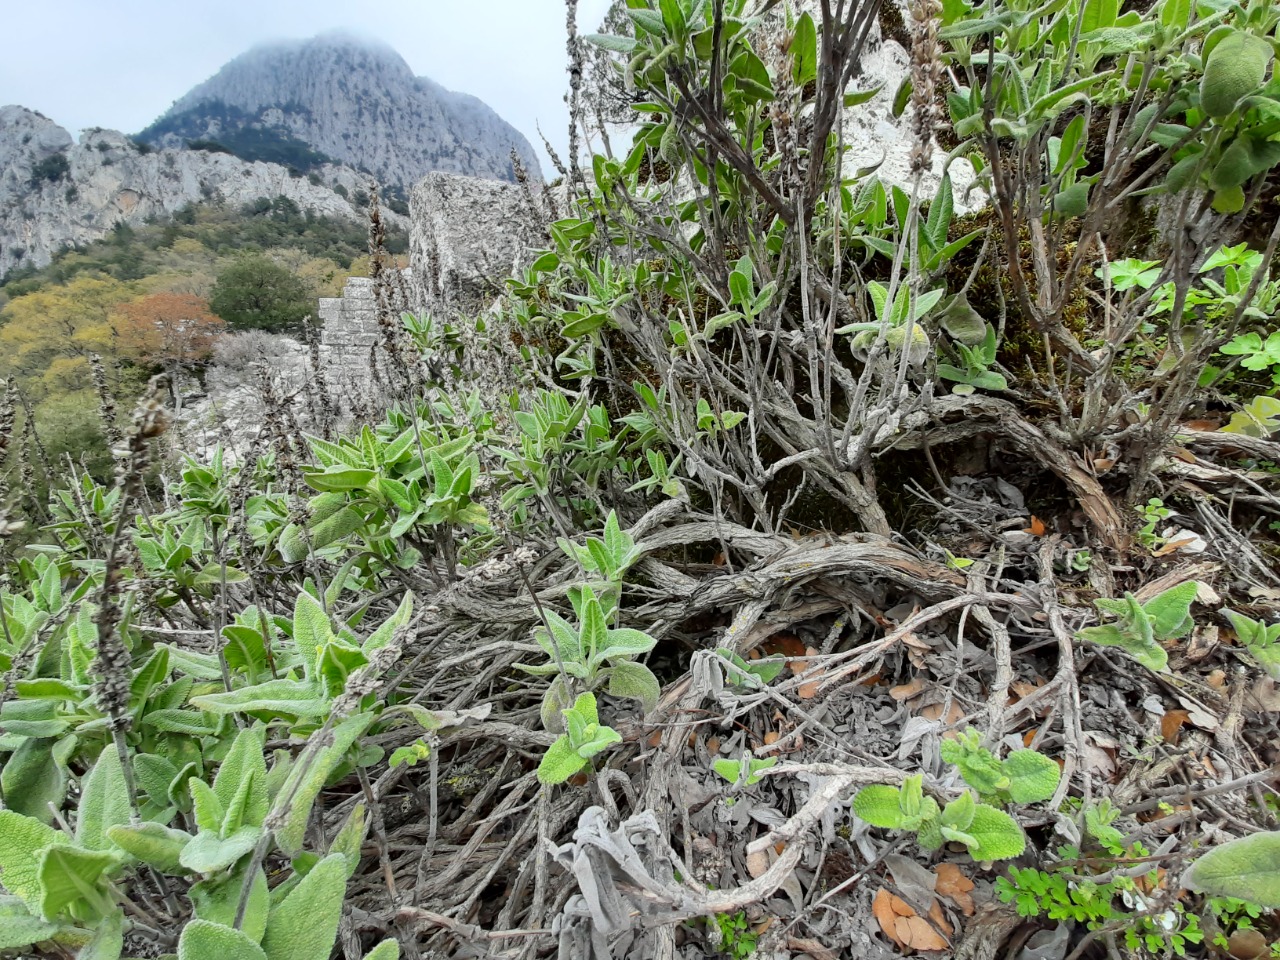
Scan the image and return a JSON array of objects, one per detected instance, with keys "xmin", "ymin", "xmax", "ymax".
[{"xmin": 138, "ymin": 33, "xmax": 540, "ymax": 188}]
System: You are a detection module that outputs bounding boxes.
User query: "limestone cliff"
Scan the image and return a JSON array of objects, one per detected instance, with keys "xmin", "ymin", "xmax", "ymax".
[
  {"xmin": 138, "ymin": 32, "xmax": 541, "ymax": 190},
  {"xmin": 0, "ymin": 106, "xmax": 402, "ymax": 277}
]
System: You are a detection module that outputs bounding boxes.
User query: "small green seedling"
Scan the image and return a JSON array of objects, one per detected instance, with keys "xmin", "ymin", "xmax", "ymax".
[
  {"xmin": 1224, "ymin": 609, "xmax": 1280, "ymax": 680},
  {"xmin": 716, "ymin": 648, "xmax": 784, "ymax": 689},
  {"xmin": 537, "ymin": 692, "xmax": 622, "ymax": 785},
  {"xmin": 1075, "ymin": 581, "xmax": 1199, "ymax": 672},
  {"xmin": 939, "ymin": 729, "xmax": 1061, "ymax": 805},
  {"xmin": 853, "ymin": 774, "xmax": 1026, "ymax": 861},
  {"xmin": 713, "ymin": 754, "xmax": 777, "ymax": 787}
]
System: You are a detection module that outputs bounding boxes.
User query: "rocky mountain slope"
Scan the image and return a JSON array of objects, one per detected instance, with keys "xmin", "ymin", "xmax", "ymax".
[
  {"xmin": 138, "ymin": 32, "xmax": 541, "ymax": 189},
  {"xmin": 0, "ymin": 106, "xmax": 400, "ymax": 278}
]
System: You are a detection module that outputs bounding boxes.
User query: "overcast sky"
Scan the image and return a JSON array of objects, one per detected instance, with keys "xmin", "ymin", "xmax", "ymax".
[{"xmin": 0, "ymin": 0, "xmax": 614, "ymax": 177}]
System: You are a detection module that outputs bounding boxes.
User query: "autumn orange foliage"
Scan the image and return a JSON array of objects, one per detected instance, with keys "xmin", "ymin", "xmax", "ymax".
[{"xmin": 110, "ymin": 293, "xmax": 225, "ymax": 367}]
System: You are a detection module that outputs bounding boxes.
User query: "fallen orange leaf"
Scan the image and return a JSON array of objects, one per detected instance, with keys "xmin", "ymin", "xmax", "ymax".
[
  {"xmin": 891, "ymin": 678, "xmax": 928, "ymax": 701},
  {"xmin": 895, "ymin": 915, "xmax": 949, "ymax": 952},
  {"xmin": 1161, "ymin": 709, "xmax": 1191, "ymax": 744},
  {"xmin": 934, "ymin": 863, "xmax": 975, "ymax": 916},
  {"xmin": 872, "ymin": 888, "xmax": 903, "ymax": 944}
]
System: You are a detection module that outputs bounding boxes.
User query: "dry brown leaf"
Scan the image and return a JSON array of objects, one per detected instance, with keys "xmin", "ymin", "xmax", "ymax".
[
  {"xmin": 797, "ymin": 679, "xmax": 822, "ymax": 700},
  {"xmin": 746, "ymin": 846, "xmax": 770, "ymax": 880},
  {"xmin": 934, "ymin": 863, "xmax": 976, "ymax": 916},
  {"xmin": 1249, "ymin": 677, "xmax": 1280, "ymax": 713},
  {"xmin": 787, "ymin": 938, "xmax": 841, "ymax": 960},
  {"xmin": 1226, "ymin": 929, "xmax": 1269, "ymax": 959},
  {"xmin": 894, "ymin": 915, "xmax": 949, "ymax": 952},
  {"xmin": 927, "ymin": 899, "xmax": 954, "ymax": 938},
  {"xmin": 872, "ymin": 888, "xmax": 904, "ymax": 945},
  {"xmin": 1152, "ymin": 536, "xmax": 1199, "ymax": 557},
  {"xmin": 760, "ymin": 632, "xmax": 807, "ymax": 658},
  {"xmin": 919, "ymin": 700, "xmax": 966, "ymax": 728},
  {"xmin": 1182, "ymin": 420, "xmax": 1220, "ymax": 432},
  {"xmin": 891, "ymin": 678, "xmax": 928, "ymax": 702},
  {"xmin": 1161, "ymin": 709, "xmax": 1191, "ymax": 744},
  {"xmin": 1169, "ymin": 446, "xmax": 1198, "ymax": 463}
]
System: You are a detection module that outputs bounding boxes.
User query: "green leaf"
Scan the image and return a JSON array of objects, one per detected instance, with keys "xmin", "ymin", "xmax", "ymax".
[
  {"xmin": 274, "ymin": 712, "xmax": 375, "ymax": 858},
  {"xmin": 190, "ymin": 779, "xmax": 225, "ymax": 835},
  {"xmin": 106, "ymin": 823, "xmax": 192, "ymax": 873},
  {"xmin": 330, "ymin": 803, "xmax": 368, "ymax": 878},
  {"xmin": 189, "ymin": 861, "xmax": 268, "ymax": 942},
  {"xmin": 36, "ymin": 843, "xmax": 117, "ymax": 921},
  {"xmin": 261, "ymin": 854, "xmax": 348, "ymax": 960},
  {"xmin": 606, "ymin": 660, "xmax": 661, "ymax": 714},
  {"xmin": 1076, "ymin": 622, "xmax": 1169, "ymax": 672},
  {"xmin": 0, "ymin": 813, "xmax": 67, "ymax": 908},
  {"xmin": 2, "ymin": 739, "xmax": 67, "ymax": 823},
  {"xmin": 213, "ymin": 725, "xmax": 269, "ymax": 829},
  {"xmin": 79, "ymin": 907, "xmax": 123, "ymax": 960},
  {"xmin": 792, "ymin": 12, "xmax": 818, "ymax": 86},
  {"xmin": 591, "ymin": 627, "xmax": 658, "ymax": 669},
  {"xmin": 1143, "ymin": 581, "xmax": 1198, "ymax": 640},
  {"xmin": 0, "ymin": 900, "xmax": 58, "ymax": 950},
  {"xmin": 537, "ymin": 735, "xmax": 587, "ymax": 785},
  {"xmin": 362, "ymin": 591, "xmax": 414, "ymax": 654},
  {"xmin": 942, "ymin": 790, "xmax": 977, "ymax": 831},
  {"xmin": 178, "ymin": 919, "xmax": 268, "ymax": 960},
  {"xmin": 1184, "ymin": 831, "xmax": 1280, "ymax": 907},
  {"xmin": 1002, "ymin": 749, "xmax": 1061, "ymax": 804},
  {"xmin": 853, "ymin": 785, "xmax": 907, "ymax": 829},
  {"xmin": 75, "ymin": 746, "xmax": 132, "ymax": 853},
  {"xmin": 629, "ymin": 8, "xmax": 666, "ymax": 37},
  {"xmin": 362, "ymin": 940, "xmax": 400, "ymax": 960},
  {"xmin": 179, "ymin": 826, "xmax": 262, "ymax": 874},
  {"xmin": 191, "ymin": 679, "xmax": 330, "ymax": 719},
  {"xmin": 302, "ymin": 466, "xmax": 376, "ymax": 494},
  {"xmin": 143, "ymin": 709, "xmax": 219, "ymax": 736},
  {"xmin": 892, "ymin": 76, "xmax": 913, "ymax": 118},
  {"xmin": 965, "ymin": 804, "xmax": 1027, "ymax": 861},
  {"xmin": 1160, "ymin": 0, "xmax": 1190, "ymax": 29},
  {"xmin": 292, "ymin": 591, "xmax": 334, "ymax": 652},
  {"xmin": 585, "ymin": 32, "xmax": 638, "ymax": 53}
]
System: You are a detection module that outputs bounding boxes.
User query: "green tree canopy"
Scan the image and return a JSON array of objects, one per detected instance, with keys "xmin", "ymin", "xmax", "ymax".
[{"xmin": 208, "ymin": 254, "xmax": 313, "ymax": 333}]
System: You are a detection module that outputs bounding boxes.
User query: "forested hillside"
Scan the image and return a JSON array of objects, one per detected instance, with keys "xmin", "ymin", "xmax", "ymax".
[
  {"xmin": 0, "ymin": 2, "xmax": 1278, "ymax": 960},
  {"xmin": 0, "ymin": 197, "xmax": 407, "ymax": 478}
]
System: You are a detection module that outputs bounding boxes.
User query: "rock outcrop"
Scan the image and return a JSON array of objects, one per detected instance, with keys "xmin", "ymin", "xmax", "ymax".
[
  {"xmin": 409, "ymin": 172, "xmax": 548, "ymax": 313},
  {"xmin": 0, "ymin": 106, "xmax": 402, "ymax": 277},
  {"xmin": 139, "ymin": 32, "xmax": 541, "ymax": 190}
]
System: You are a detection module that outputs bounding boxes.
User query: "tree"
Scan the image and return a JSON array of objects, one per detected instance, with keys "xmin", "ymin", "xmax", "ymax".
[
  {"xmin": 0, "ymin": 275, "xmax": 134, "ymax": 395},
  {"xmin": 109, "ymin": 292, "xmax": 225, "ymax": 368},
  {"xmin": 208, "ymin": 254, "xmax": 313, "ymax": 332}
]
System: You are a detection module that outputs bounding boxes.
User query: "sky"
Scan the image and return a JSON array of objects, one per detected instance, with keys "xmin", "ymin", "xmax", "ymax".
[{"xmin": 0, "ymin": 0, "xmax": 614, "ymax": 177}]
